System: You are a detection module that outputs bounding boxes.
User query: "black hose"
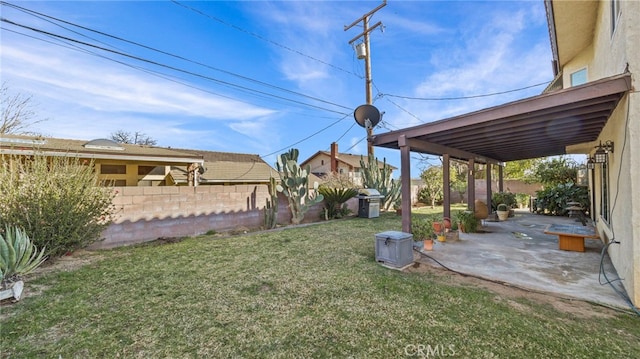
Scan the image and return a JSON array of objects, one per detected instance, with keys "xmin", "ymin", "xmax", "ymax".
[{"xmin": 598, "ymin": 240, "xmax": 640, "ymax": 316}]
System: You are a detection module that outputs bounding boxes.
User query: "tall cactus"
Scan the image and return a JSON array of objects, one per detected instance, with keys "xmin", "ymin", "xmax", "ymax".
[
  {"xmin": 275, "ymin": 149, "xmax": 324, "ymax": 225},
  {"xmin": 360, "ymin": 154, "xmax": 401, "ymax": 211},
  {"xmin": 264, "ymin": 177, "xmax": 279, "ymax": 229}
]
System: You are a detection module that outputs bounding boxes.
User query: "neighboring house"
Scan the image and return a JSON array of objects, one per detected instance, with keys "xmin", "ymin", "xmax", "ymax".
[
  {"xmin": 300, "ymin": 143, "xmax": 396, "ymax": 185},
  {"xmin": 0, "ymin": 134, "xmax": 203, "ymax": 186},
  {"xmin": 168, "ymin": 149, "xmax": 276, "ymax": 185},
  {"xmin": 546, "ymin": 0, "xmax": 640, "ymax": 307}
]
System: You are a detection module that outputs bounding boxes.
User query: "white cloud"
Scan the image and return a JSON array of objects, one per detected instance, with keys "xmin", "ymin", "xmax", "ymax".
[{"xmin": 1, "ymin": 43, "xmax": 275, "ymax": 120}]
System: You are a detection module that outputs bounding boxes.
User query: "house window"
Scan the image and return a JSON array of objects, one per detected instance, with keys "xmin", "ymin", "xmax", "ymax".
[
  {"xmin": 100, "ymin": 164, "xmax": 126, "ymax": 174},
  {"xmin": 600, "ymin": 162, "xmax": 611, "ymax": 223},
  {"xmin": 100, "ymin": 179, "xmax": 126, "ymax": 187},
  {"xmin": 611, "ymin": 0, "xmax": 621, "ymax": 34},
  {"xmin": 321, "ymin": 160, "xmax": 324, "ymax": 165},
  {"xmin": 138, "ymin": 165, "xmax": 164, "ymax": 176},
  {"xmin": 570, "ymin": 68, "xmax": 587, "ymax": 86}
]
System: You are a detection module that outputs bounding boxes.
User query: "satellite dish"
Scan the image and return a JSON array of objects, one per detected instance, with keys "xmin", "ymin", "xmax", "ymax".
[{"xmin": 353, "ymin": 104, "xmax": 380, "ymax": 129}]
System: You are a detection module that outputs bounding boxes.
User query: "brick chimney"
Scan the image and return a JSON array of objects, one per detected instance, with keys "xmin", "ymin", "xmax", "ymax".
[{"xmin": 330, "ymin": 142, "xmax": 338, "ymax": 173}]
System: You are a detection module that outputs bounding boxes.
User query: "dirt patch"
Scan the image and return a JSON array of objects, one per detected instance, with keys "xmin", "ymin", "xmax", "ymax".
[
  {"xmin": 30, "ymin": 249, "xmax": 105, "ymax": 278},
  {"xmin": 406, "ymin": 262, "xmax": 620, "ymax": 319}
]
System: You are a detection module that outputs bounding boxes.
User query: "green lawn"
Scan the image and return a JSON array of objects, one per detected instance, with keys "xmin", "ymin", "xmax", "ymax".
[{"xmin": 1, "ymin": 212, "xmax": 639, "ymax": 358}]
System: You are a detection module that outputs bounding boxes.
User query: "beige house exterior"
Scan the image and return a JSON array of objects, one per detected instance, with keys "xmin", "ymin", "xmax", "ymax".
[
  {"xmin": 0, "ymin": 134, "xmax": 204, "ymax": 186},
  {"xmin": 300, "ymin": 143, "xmax": 396, "ymax": 186},
  {"xmin": 548, "ymin": 0, "xmax": 640, "ymax": 306},
  {"xmin": 168, "ymin": 149, "xmax": 276, "ymax": 186}
]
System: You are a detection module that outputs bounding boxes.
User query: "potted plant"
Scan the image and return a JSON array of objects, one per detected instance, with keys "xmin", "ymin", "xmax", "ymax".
[
  {"xmin": 455, "ymin": 210, "xmax": 479, "ymax": 233},
  {"xmin": 412, "ymin": 218, "xmax": 434, "ymax": 251},
  {"xmin": 496, "ymin": 204, "xmax": 510, "ymax": 221},
  {"xmin": 432, "ymin": 221, "xmax": 446, "ymax": 242}
]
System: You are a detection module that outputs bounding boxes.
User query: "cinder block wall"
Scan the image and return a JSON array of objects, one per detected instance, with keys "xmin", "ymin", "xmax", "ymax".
[{"xmin": 93, "ymin": 186, "xmax": 358, "ymax": 249}]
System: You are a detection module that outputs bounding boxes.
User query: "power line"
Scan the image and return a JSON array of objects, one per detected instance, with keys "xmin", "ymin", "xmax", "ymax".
[
  {"xmin": 0, "ymin": 26, "xmax": 285, "ymax": 108},
  {"xmin": 1, "ymin": 1, "xmax": 352, "ymax": 113},
  {"xmin": 171, "ymin": 0, "xmax": 362, "ymax": 79},
  {"xmin": 334, "ymin": 121, "xmax": 358, "ymax": 144},
  {"xmin": 343, "ymin": 135, "xmax": 367, "ymax": 153},
  {"xmin": 1, "ymin": 17, "xmax": 351, "ymax": 116},
  {"xmin": 381, "ymin": 81, "xmax": 549, "ymax": 101},
  {"xmin": 2, "ymin": 3, "xmax": 361, "ymax": 162},
  {"xmin": 261, "ymin": 114, "xmax": 351, "ymax": 159}
]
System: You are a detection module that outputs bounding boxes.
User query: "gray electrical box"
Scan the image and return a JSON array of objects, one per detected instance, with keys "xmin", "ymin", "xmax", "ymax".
[
  {"xmin": 375, "ymin": 231, "xmax": 414, "ymax": 268},
  {"xmin": 358, "ymin": 189, "xmax": 383, "ymax": 218}
]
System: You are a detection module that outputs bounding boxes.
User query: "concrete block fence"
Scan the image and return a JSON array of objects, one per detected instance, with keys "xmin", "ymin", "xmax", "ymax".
[{"xmin": 92, "ymin": 185, "xmax": 358, "ymax": 249}]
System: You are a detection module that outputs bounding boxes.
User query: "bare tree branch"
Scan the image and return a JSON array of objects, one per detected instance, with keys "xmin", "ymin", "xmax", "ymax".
[
  {"xmin": 110, "ymin": 130, "xmax": 158, "ymax": 146},
  {"xmin": 1, "ymin": 82, "xmax": 47, "ymax": 135}
]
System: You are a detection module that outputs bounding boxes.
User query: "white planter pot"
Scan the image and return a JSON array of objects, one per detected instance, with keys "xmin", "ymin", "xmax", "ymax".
[
  {"xmin": 0, "ymin": 280, "xmax": 24, "ymax": 301},
  {"xmin": 496, "ymin": 211, "xmax": 509, "ymax": 221}
]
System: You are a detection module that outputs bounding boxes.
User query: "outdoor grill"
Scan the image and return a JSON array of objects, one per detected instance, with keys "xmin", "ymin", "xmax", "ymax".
[{"xmin": 357, "ymin": 188, "xmax": 384, "ymax": 218}]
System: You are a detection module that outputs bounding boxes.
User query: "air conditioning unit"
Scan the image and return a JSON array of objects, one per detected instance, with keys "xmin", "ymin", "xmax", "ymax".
[{"xmin": 375, "ymin": 231, "xmax": 414, "ymax": 268}]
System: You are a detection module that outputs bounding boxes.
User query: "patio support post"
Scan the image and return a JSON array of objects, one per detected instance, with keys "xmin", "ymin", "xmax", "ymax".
[
  {"xmin": 486, "ymin": 163, "xmax": 492, "ymax": 211},
  {"xmin": 399, "ymin": 135, "xmax": 412, "ymax": 233},
  {"xmin": 498, "ymin": 165, "xmax": 504, "ymax": 192},
  {"xmin": 590, "ymin": 168, "xmax": 596, "ymax": 221},
  {"xmin": 443, "ymin": 154, "xmax": 451, "ymax": 219},
  {"xmin": 468, "ymin": 158, "xmax": 475, "ymax": 211}
]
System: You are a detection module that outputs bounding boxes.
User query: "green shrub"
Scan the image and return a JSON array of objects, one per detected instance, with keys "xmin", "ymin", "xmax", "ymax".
[
  {"xmin": 411, "ymin": 217, "xmax": 434, "ymax": 240},
  {"xmin": 0, "ymin": 226, "xmax": 47, "ymax": 285},
  {"xmin": 0, "ymin": 155, "xmax": 116, "ymax": 257},
  {"xmin": 515, "ymin": 193, "xmax": 530, "ymax": 208},
  {"xmin": 534, "ymin": 183, "xmax": 589, "ymax": 216},
  {"xmin": 491, "ymin": 192, "xmax": 517, "ymax": 211},
  {"xmin": 454, "ymin": 210, "xmax": 479, "ymax": 233}
]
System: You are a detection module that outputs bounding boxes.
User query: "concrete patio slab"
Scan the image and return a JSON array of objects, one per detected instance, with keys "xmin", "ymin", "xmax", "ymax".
[{"xmin": 414, "ymin": 210, "xmax": 631, "ymax": 310}]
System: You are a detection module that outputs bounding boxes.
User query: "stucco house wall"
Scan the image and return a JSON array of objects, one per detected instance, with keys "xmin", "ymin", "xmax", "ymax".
[
  {"xmin": 305, "ymin": 152, "xmax": 356, "ymax": 179},
  {"xmin": 562, "ymin": 0, "xmax": 640, "ymax": 305}
]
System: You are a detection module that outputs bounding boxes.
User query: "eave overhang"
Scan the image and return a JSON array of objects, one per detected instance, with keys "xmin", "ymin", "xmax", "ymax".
[{"xmin": 372, "ymin": 72, "xmax": 632, "ymax": 164}]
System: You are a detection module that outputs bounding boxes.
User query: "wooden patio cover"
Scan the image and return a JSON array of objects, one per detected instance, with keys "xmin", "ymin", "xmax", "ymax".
[{"xmin": 372, "ymin": 72, "xmax": 632, "ymax": 233}]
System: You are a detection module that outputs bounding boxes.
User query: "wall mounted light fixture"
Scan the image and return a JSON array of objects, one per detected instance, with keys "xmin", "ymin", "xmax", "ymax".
[
  {"xmin": 586, "ymin": 156, "xmax": 596, "ymax": 170},
  {"xmin": 594, "ymin": 140, "xmax": 614, "ymax": 164}
]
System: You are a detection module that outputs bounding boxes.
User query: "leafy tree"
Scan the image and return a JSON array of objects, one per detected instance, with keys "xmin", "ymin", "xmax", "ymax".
[
  {"xmin": 504, "ymin": 158, "xmax": 543, "ymax": 180},
  {"xmin": 450, "ymin": 160, "xmax": 468, "ymax": 203},
  {"xmin": 420, "ymin": 165, "xmax": 444, "ymax": 208},
  {"xmin": 1, "ymin": 82, "xmax": 46, "ymax": 135},
  {"xmin": 110, "ymin": 130, "xmax": 158, "ymax": 146},
  {"xmin": 527, "ymin": 156, "xmax": 578, "ymax": 187}
]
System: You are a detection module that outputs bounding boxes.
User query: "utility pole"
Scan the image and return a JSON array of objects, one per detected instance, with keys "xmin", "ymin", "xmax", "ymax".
[{"xmin": 345, "ymin": 0, "xmax": 386, "ymax": 157}]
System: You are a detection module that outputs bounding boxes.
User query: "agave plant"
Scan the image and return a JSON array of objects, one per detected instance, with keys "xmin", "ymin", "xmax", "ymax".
[{"xmin": 0, "ymin": 226, "xmax": 47, "ymax": 286}]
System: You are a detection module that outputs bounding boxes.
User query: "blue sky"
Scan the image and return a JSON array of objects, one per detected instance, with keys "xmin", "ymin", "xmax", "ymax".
[{"xmin": 1, "ymin": 0, "xmax": 553, "ymax": 176}]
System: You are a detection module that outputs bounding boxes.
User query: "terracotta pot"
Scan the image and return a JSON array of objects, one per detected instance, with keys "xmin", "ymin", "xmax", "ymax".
[
  {"xmin": 442, "ymin": 217, "xmax": 452, "ymax": 230},
  {"xmin": 423, "ymin": 239, "xmax": 434, "ymax": 251},
  {"xmin": 432, "ymin": 222, "xmax": 444, "ymax": 234}
]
